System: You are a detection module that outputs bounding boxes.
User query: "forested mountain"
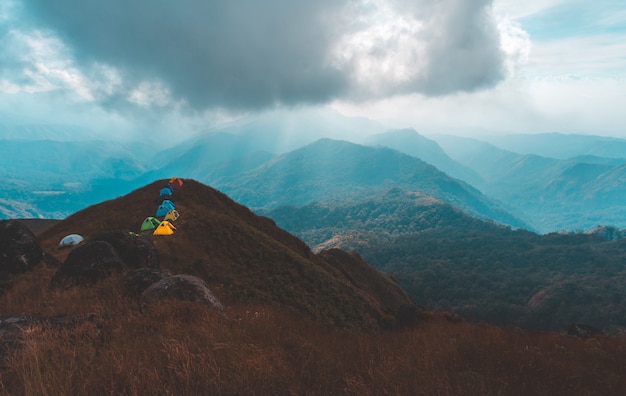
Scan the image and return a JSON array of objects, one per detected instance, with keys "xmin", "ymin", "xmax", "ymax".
[
  {"xmin": 215, "ymin": 139, "xmax": 527, "ymax": 229},
  {"xmin": 262, "ymin": 188, "xmax": 626, "ymax": 332},
  {"xmin": 364, "ymin": 128, "xmax": 483, "ymax": 186}
]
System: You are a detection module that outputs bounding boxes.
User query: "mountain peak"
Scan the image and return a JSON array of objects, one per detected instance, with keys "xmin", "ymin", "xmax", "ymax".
[{"xmin": 37, "ymin": 179, "xmax": 417, "ymax": 331}]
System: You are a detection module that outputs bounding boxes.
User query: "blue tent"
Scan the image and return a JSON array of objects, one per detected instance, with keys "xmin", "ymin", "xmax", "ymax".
[
  {"xmin": 156, "ymin": 205, "xmax": 169, "ymax": 217},
  {"xmin": 160, "ymin": 187, "xmax": 173, "ymax": 197},
  {"xmin": 161, "ymin": 199, "xmax": 175, "ymax": 210},
  {"xmin": 156, "ymin": 200, "xmax": 176, "ymax": 217}
]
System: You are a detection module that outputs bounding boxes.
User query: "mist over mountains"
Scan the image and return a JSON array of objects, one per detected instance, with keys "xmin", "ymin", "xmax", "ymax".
[{"xmin": 3, "ymin": 108, "xmax": 626, "ymax": 235}]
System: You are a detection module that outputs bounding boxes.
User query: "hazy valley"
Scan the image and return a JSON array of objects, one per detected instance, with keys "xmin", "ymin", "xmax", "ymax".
[{"xmin": 7, "ymin": 110, "xmax": 626, "ymax": 234}]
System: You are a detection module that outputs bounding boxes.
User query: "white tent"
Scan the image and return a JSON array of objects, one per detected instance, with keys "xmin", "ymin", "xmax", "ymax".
[{"xmin": 59, "ymin": 234, "xmax": 84, "ymax": 247}]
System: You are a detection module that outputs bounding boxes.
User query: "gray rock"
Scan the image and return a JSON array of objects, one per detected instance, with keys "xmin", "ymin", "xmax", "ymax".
[
  {"xmin": 141, "ymin": 274, "xmax": 224, "ymax": 314},
  {"xmin": 92, "ymin": 230, "xmax": 159, "ymax": 269},
  {"xmin": 0, "ymin": 220, "xmax": 44, "ymax": 275},
  {"xmin": 123, "ymin": 267, "xmax": 172, "ymax": 296},
  {"xmin": 52, "ymin": 241, "xmax": 126, "ymax": 287}
]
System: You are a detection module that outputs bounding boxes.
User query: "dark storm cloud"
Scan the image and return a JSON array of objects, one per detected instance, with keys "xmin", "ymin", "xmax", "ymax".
[
  {"xmin": 22, "ymin": 0, "xmax": 350, "ymax": 109},
  {"xmin": 21, "ymin": 0, "xmax": 508, "ymax": 109},
  {"xmin": 416, "ymin": 0, "xmax": 506, "ymax": 95}
]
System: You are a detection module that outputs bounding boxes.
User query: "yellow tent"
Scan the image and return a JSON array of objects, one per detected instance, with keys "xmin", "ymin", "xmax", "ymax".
[
  {"xmin": 153, "ymin": 221, "xmax": 176, "ymax": 236},
  {"xmin": 164, "ymin": 209, "xmax": 180, "ymax": 222}
]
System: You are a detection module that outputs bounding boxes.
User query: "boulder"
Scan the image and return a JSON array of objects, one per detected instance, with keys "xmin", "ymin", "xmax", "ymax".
[
  {"xmin": 123, "ymin": 267, "xmax": 172, "ymax": 296},
  {"xmin": 0, "ymin": 220, "xmax": 44, "ymax": 275},
  {"xmin": 92, "ymin": 230, "xmax": 159, "ymax": 269},
  {"xmin": 52, "ymin": 241, "xmax": 126, "ymax": 287},
  {"xmin": 141, "ymin": 275, "xmax": 224, "ymax": 314}
]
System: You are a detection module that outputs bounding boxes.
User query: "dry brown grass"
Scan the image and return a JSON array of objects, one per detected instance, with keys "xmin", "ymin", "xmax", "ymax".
[{"xmin": 1, "ymin": 270, "xmax": 625, "ymax": 396}]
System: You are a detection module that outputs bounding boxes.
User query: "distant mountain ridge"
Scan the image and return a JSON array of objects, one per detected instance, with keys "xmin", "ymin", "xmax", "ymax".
[
  {"xmin": 213, "ymin": 138, "xmax": 527, "ymax": 229},
  {"xmin": 4, "ymin": 112, "xmax": 626, "ymax": 234},
  {"xmin": 363, "ymin": 128, "xmax": 484, "ymax": 186},
  {"xmin": 483, "ymin": 132, "xmax": 626, "ymax": 159},
  {"xmin": 430, "ymin": 134, "xmax": 626, "ymax": 232}
]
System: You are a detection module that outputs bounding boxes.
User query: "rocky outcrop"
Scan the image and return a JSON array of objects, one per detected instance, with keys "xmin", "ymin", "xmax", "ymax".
[
  {"xmin": 0, "ymin": 220, "xmax": 44, "ymax": 275},
  {"xmin": 141, "ymin": 275, "xmax": 224, "ymax": 314},
  {"xmin": 52, "ymin": 241, "xmax": 126, "ymax": 287},
  {"xmin": 123, "ymin": 267, "xmax": 172, "ymax": 296},
  {"xmin": 92, "ymin": 230, "xmax": 159, "ymax": 269},
  {"xmin": 0, "ymin": 220, "xmax": 48, "ymax": 293}
]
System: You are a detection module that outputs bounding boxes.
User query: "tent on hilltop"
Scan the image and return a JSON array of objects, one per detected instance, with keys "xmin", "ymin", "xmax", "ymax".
[
  {"xmin": 58, "ymin": 234, "xmax": 84, "ymax": 248},
  {"xmin": 164, "ymin": 210, "xmax": 179, "ymax": 222},
  {"xmin": 169, "ymin": 177, "xmax": 183, "ymax": 189},
  {"xmin": 160, "ymin": 187, "xmax": 173, "ymax": 197},
  {"xmin": 155, "ymin": 200, "xmax": 176, "ymax": 217},
  {"xmin": 140, "ymin": 217, "xmax": 161, "ymax": 232},
  {"xmin": 161, "ymin": 200, "xmax": 175, "ymax": 210},
  {"xmin": 153, "ymin": 221, "xmax": 176, "ymax": 236}
]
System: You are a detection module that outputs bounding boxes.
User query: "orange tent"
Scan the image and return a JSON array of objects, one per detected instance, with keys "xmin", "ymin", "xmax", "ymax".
[
  {"xmin": 169, "ymin": 177, "xmax": 183, "ymax": 189},
  {"xmin": 153, "ymin": 221, "xmax": 176, "ymax": 236}
]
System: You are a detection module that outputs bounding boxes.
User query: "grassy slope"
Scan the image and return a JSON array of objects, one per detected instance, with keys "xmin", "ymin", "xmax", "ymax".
[{"xmin": 1, "ymin": 271, "xmax": 625, "ymax": 395}]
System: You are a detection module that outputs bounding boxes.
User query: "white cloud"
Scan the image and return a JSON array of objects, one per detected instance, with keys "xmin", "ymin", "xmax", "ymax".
[
  {"xmin": 597, "ymin": 9, "xmax": 626, "ymax": 27},
  {"xmin": 525, "ymin": 76, "xmax": 626, "ymax": 135},
  {"xmin": 493, "ymin": 0, "xmax": 567, "ymax": 19},
  {"xmin": 0, "ymin": 28, "xmax": 93, "ymax": 98},
  {"xmin": 332, "ymin": 1, "xmax": 428, "ymax": 96},
  {"xmin": 127, "ymin": 81, "xmax": 174, "ymax": 107},
  {"xmin": 497, "ymin": 17, "xmax": 531, "ymax": 76},
  {"xmin": 524, "ymin": 34, "xmax": 626, "ymax": 78},
  {"xmin": 333, "ymin": 73, "xmax": 626, "ymax": 138}
]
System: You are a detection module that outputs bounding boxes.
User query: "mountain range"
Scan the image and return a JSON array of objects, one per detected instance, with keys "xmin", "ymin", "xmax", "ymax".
[
  {"xmin": 4, "ymin": 108, "xmax": 626, "ymax": 233},
  {"xmin": 430, "ymin": 134, "xmax": 626, "ymax": 231}
]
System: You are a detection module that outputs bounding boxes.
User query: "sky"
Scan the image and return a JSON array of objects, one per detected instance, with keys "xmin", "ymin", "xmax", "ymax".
[{"xmin": 1, "ymin": 0, "xmax": 625, "ymax": 142}]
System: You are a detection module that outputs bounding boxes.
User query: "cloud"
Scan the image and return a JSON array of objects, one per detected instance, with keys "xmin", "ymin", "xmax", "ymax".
[
  {"xmin": 493, "ymin": 0, "xmax": 567, "ymax": 19},
  {"xmin": 20, "ymin": 0, "xmax": 513, "ymax": 111}
]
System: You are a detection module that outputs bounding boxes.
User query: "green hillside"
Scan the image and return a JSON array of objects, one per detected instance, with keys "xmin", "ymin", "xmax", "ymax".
[{"xmin": 263, "ymin": 188, "xmax": 626, "ymax": 332}]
